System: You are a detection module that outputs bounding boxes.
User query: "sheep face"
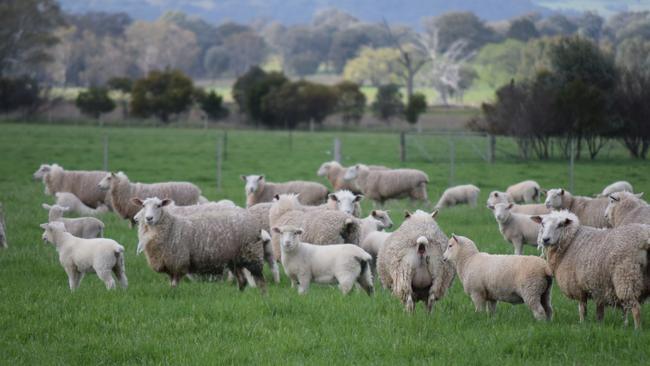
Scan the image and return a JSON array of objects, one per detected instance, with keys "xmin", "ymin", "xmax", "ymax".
[
  {"xmin": 343, "ymin": 164, "xmax": 363, "ymax": 181},
  {"xmin": 42, "ymin": 203, "xmax": 69, "ymax": 217},
  {"xmin": 242, "ymin": 175, "xmax": 264, "ymax": 195},
  {"xmin": 604, "ymin": 193, "xmax": 621, "ymax": 225},
  {"xmin": 493, "ymin": 203, "xmax": 513, "ymax": 223},
  {"xmin": 317, "ymin": 162, "xmax": 331, "ymax": 177},
  {"xmin": 272, "ymin": 226, "xmax": 303, "ymax": 252},
  {"xmin": 371, "ymin": 210, "xmax": 393, "ymax": 229},
  {"xmin": 40, "ymin": 222, "xmax": 66, "ymax": 245},
  {"xmin": 33, "ymin": 164, "xmax": 51, "ymax": 180},
  {"xmin": 533, "ymin": 212, "xmax": 575, "ymax": 247},
  {"xmin": 486, "ymin": 191, "xmax": 510, "ymax": 207},
  {"xmin": 132, "ymin": 197, "xmax": 172, "ymax": 225},
  {"xmin": 329, "ymin": 190, "xmax": 362, "ymax": 215},
  {"xmin": 544, "ymin": 189, "xmax": 565, "ymax": 210},
  {"xmin": 97, "ymin": 173, "xmax": 114, "ymax": 191},
  {"xmin": 443, "ymin": 235, "xmax": 461, "ymax": 263}
]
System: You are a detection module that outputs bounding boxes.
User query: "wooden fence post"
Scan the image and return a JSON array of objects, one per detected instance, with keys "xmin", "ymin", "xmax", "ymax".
[
  {"xmin": 400, "ymin": 132, "xmax": 406, "ymax": 162},
  {"xmin": 487, "ymin": 134, "xmax": 495, "ymax": 164},
  {"xmin": 103, "ymin": 135, "xmax": 109, "ymax": 171},
  {"xmin": 216, "ymin": 135, "xmax": 223, "ymax": 192},
  {"xmin": 334, "ymin": 137, "xmax": 341, "ymax": 163},
  {"xmin": 569, "ymin": 138, "xmax": 575, "ymax": 193},
  {"xmin": 449, "ymin": 137, "xmax": 456, "ymax": 187}
]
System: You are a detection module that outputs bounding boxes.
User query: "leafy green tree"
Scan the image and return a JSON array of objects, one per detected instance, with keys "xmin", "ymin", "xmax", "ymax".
[
  {"xmin": 197, "ymin": 90, "xmax": 229, "ymax": 121},
  {"xmin": 371, "ymin": 84, "xmax": 404, "ymax": 122},
  {"xmin": 404, "ymin": 92, "xmax": 427, "ymax": 127},
  {"xmin": 473, "ymin": 39, "xmax": 526, "ymax": 88},
  {"xmin": 130, "ymin": 69, "xmax": 195, "ymax": 122},
  {"xmin": 0, "ymin": 76, "xmax": 42, "ymax": 114},
  {"xmin": 507, "ymin": 18, "xmax": 539, "ymax": 42},
  {"xmin": 76, "ymin": 87, "xmax": 116, "ymax": 119},
  {"xmin": 260, "ymin": 80, "xmax": 338, "ymax": 129},
  {"xmin": 232, "ymin": 67, "xmax": 289, "ymax": 124},
  {"xmin": 343, "ymin": 47, "xmax": 401, "ymax": 87},
  {"xmin": 615, "ymin": 37, "xmax": 650, "ymax": 75},
  {"xmin": 334, "ymin": 81, "xmax": 366, "ymax": 125},
  {"xmin": 612, "ymin": 68, "xmax": 650, "ymax": 159},
  {"xmin": 107, "ymin": 77, "xmax": 133, "ymax": 93},
  {"xmin": 425, "ymin": 12, "xmax": 499, "ymax": 54}
]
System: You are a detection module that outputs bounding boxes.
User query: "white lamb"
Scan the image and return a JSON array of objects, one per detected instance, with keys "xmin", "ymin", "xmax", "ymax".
[
  {"xmin": 273, "ymin": 225, "xmax": 374, "ymax": 295},
  {"xmin": 506, "ymin": 180, "xmax": 541, "ymax": 203},
  {"xmin": 54, "ymin": 192, "xmax": 109, "ymax": 217},
  {"xmin": 42, "ymin": 203, "xmax": 104, "ymax": 239},
  {"xmin": 490, "ymin": 203, "xmax": 543, "ymax": 255},
  {"xmin": 597, "ymin": 181, "xmax": 634, "ymax": 197},
  {"xmin": 434, "ymin": 184, "xmax": 480, "ymax": 210},
  {"xmin": 40, "ymin": 222, "xmax": 127, "ymax": 291}
]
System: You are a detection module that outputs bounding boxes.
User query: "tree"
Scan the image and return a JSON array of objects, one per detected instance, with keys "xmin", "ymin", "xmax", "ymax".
[
  {"xmin": 615, "ymin": 37, "xmax": 650, "ymax": 75},
  {"xmin": 334, "ymin": 81, "xmax": 366, "ymax": 125},
  {"xmin": 232, "ymin": 67, "xmax": 289, "ymax": 124},
  {"xmin": 382, "ymin": 20, "xmax": 428, "ymax": 101},
  {"xmin": 343, "ymin": 47, "xmax": 401, "ymax": 87},
  {"xmin": 0, "ymin": 76, "xmax": 42, "ymax": 115},
  {"xmin": 0, "ymin": 0, "xmax": 65, "ymax": 76},
  {"xmin": 130, "ymin": 69, "xmax": 195, "ymax": 122},
  {"xmin": 371, "ymin": 84, "xmax": 404, "ymax": 122},
  {"xmin": 537, "ymin": 14, "xmax": 578, "ymax": 37},
  {"xmin": 197, "ymin": 90, "xmax": 229, "ymax": 121},
  {"xmin": 260, "ymin": 80, "xmax": 338, "ymax": 129},
  {"xmin": 280, "ymin": 26, "xmax": 330, "ymax": 76},
  {"xmin": 424, "ymin": 12, "xmax": 498, "ymax": 54},
  {"xmin": 612, "ymin": 68, "xmax": 650, "ymax": 159},
  {"xmin": 203, "ymin": 46, "xmax": 231, "ymax": 79},
  {"xmin": 299, "ymin": 82, "xmax": 339, "ymax": 126},
  {"xmin": 473, "ymin": 39, "xmax": 526, "ymax": 88},
  {"xmin": 329, "ymin": 27, "xmax": 374, "ymax": 73},
  {"xmin": 507, "ymin": 18, "xmax": 539, "ymax": 42},
  {"xmin": 222, "ymin": 32, "xmax": 267, "ymax": 76},
  {"xmin": 66, "ymin": 11, "xmax": 132, "ymax": 38},
  {"xmin": 75, "ymin": 87, "xmax": 115, "ymax": 119},
  {"xmin": 107, "ymin": 76, "xmax": 132, "ymax": 118},
  {"xmin": 404, "ymin": 92, "xmax": 427, "ymax": 131}
]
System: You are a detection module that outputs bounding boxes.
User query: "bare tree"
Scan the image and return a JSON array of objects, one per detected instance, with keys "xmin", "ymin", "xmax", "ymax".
[{"xmin": 382, "ymin": 19, "xmax": 427, "ymax": 102}]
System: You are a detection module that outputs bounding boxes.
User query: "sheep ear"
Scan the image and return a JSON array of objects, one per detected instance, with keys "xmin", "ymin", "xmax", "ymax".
[
  {"xmin": 636, "ymin": 192, "xmax": 644, "ymax": 198},
  {"xmin": 451, "ymin": 234, "xmax": 458, "ymax": 243},
  {"xmin": 609, "ymin": 195, "xmax": 619, "ymax": 202},
  {"xmin": 431, "ymin": 210, "xmax": 439, "ymax": 219},
  {"xmin": 240, "ymin": 175, "xmax": 247, "ymax": 181},
  {"xmin": 42, "ymin": 203, "xmax": 51, "ymax": 210},
  {"xmin": 354, "ymin": 194, "xmax": 363, "ymax": 202},
  {"xmin": 561, "ymin": 218, "xmax": 572, "ymax": 227},
  {"xmin": 39, "ymin": 223, "xmax": 49, "ymax": 230},
  {"xmin": 295, "ymin": 228, "xmax": 304, "ymax": 235},
  {"xmin": 273, "ymin": 194, "xmax": 280, "ymax": 201},
  {"xmin": 271, "ymin": 227, "xmax": 281, "ymax": 234},
  {"xmin": 258, "ymin": 175, "xmax": 265, "ymax": 182},
  {"xmin": 541, "ymin": 189, "xmax": 547, "ymax": 195},
  {"xmin": 131, "ymin": 198, "xmax": 144, "ymax": 206},
  {"xmin": 371, "ymin": 210, "xmax": 377, "ymax": 217},
  {"xmin": 487, "ymin": 204, "xmax": 495, "ymax": 210},
  {"xmin": 493, "ymin": 192, "xmax": 499, "ymax": 197},
  {"xmin": 161, "ymin": 199, "xmax": 172, "ymax": 206},
  {"xmin": 560, "ymin": 189, "xmax": 564, "ymax": 195},
  {"xmin": 328, "ymin": 193, "xmax": 338, "ymax": 202},
  {"xmin": 530, "ymin": 216, "xmax": 543, "ymax": 224},
  {"xmin": 110, "ymin": 172, "xmax": 116, "ymax": 177},
  {"xmin": 404, "ymin": 210, "xmax": 412, "ymax": 219},
  {"xmin": 507, "ymin": 203, "xmax": 514, "ymax": 209}
]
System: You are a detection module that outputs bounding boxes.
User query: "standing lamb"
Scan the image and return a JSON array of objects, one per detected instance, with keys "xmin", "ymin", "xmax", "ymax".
[
  {"xmin": 605, "ymin": 192, "xmax": 649, "ymax": 227},
  {"xmin": 98, "ymin": 172, "xmax": 202, "ymax": 224},
  {"xmin": 0, "ymin": 203, "xmax": 7, "ymax": 248},
  {"xmin": 545, "ymin": 188, "xmax": 609, "ymax": 228},
  {"xmin": 40, "ymin": 222, "xmax": 127, "ymax": 291},
  {"xmin": 377, "ymin": 210, "xmax": 455, "ymax": 313},
  {"xmin": 317, "ymin": 161, "xmax": 387, "ymax": 192},
  {"xmin": 489, "ymin": 202, "xmax": 543, "ymax": 255},
  {"xmin": 434, "ymin": 184, "xmax": 480, "ymax": 210},
  {"xmin": 359, "ymin": 210, "xmax": 393, "ymax": 271},
  {"xmin": 273, "ymin": 225, "xmax": 373, "ymax": 295},
  {"xmin": 54, "ymin": 192, "xmax": 109, "ymax": 217},
  {"xmin": 532, "ymin": 211, "xmax": 650, "ymax": 329},
  {"xmin": 487, "ymin": 191, "xmax": 549, "ymax": 215},
  {"xmin": 442, "ymin": 235, "xmax": 553, "ymax": 320},
  {"xmin": 343, "ymin": 164, "xmax": 429, "ymax": 205},
  {"xmin": 506, "ymin": 180, "xmax": 541, "ymax": 203},
  {"xmin": 241, "ymin": 175, "xmax": 329, "ymax": 207},
  {"xmin": 33, "ymin": 164, "xmax": 109, "ymax": 208},
  {"xmin": 132, "ymin": 198, "xmax": 266, "ymax": 291},
  {"xmin": 597, "ymin": 181, "xmax": 634, "ymax": 198},
  {"xmin": 42, "ymin": 204, "xmax": 104, "ymax": 239}
]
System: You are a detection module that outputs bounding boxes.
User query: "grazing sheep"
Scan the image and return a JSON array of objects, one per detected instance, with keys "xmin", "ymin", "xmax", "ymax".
[
  {"xmin": 269, "ymin": 194, "xmax": 361, "ymax": 260},
  {"xmin": 40, "ymin": 222, "xmax": 127, "ymax": 291},
  {"xmin": 489, "ymin": 203, "xmax": 543, "ymax": 255},
  {"xmin": 317, "ymin": 161, "xmax": 387, "ymax": 192},
  {"xmin": 532, "ymin": 211, "xmax": 650, "ymax": 329},
  {"xmin": 98, "ymin": 172, "xmax": 202, "ymax": 224},
  {"xmin": 597, "ymin": 181, "xmax": 634, "ymax": 198},
  {"xmin": 545, "ymin": 188, "xmax": 609, "ymax": 228},
  {"xmin": 507, "ymin": 180, "xmax": 541, "ymax": 203},
  {"xmin": 132, "ymin": 197, "xmax": 266, "ymax": 291},
  {"xmin": 343, "ymin": 164, "xmax": 429, "ymax": 205},
  {"xmin": 434, "ymin": 184, "xmax": 480, "ymax": 210},
  {"xmin": 0, "ymin": 203, "xmax": 7, "ymax": 248},
  {"xmin": 33, "ymin": 164, "xmax": 108, "ymax": 208},
  {"xmin": 377, "ymin": 210, "xmax": 455, "ymax": 313},
  {"xmin": 42, "ymin": 204, "xmax": 104, "ymax": 239},
  {"xmin": 327, "ymin": 190, "xmax": 363, "ymax": 217},
  {"xmin": 442, "ymin": 235, "xmax": 552, "ymax": 320},
  {"xmin": 54, "ymin": 192, "xmax": 109, "ymax": 217},
  {"xmin": 273, "ymin": 225, "xmax": 373, "ymax": 295},
  {"xmin": 605, "ymin": 192, "xmax": 650, "ymax": 227},
  {"xmin": 242, "ymin": 175, "xmax": 329, "ymax": 207}
]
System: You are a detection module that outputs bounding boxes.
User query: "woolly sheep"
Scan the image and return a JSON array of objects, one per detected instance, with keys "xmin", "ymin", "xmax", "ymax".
[
  {"xmin": 506, "ymin": 180, "xmax": 541, "ymax": 203},
  {"xmin": 605, "ymin": 192, "xmax": 649, "ymax": 227},
  {"xmin": 359, "ymin": 210, "xmax": 393, "ymax": 270},
  {"xmin": 434, "ymin": 184, "xmax": 480, "ymax": 210},
  {"xmin": 40, "ymin": 222, "xmax": 127, "ymax": 291},
  {"xmin": 33, "ymin": 164, "xmax": 108, "ymax": 208},
  {"xmin": 269, "ymin": 194, "xmax": 361, "ymax": 260},
  {"xmin": 42, "ymin": 203, "xmax": 104, "ymax": 239},
  {"xmin": 244, "ymin": 202, "xmax": 280, "ymax": 283},
  {"xmin": 241, "ymin": 174, "xmax": 328, "ymax": 208},
  {"xmin": 317, "ymin": 161, "xmax": 387, "ymax": 192},
  {"xmin": 486, "ymin": 191, "xmax": 549, "ymax": 215},
  {"xmin": 132, "ymin": 197, "xmax": 266, "ymax": 291},
  {"xmin": 377, "ymin": 210, "xmax": 455, "ymax": 313},
  {"xmin": 98, "ymin": 172, "xmax": 202, "ymax": 224},
  {"xmin": 597, "ymin": 181, "xmax": 634, "ymax": 198},
  {"xmin": 442, "ymin": 235, "xmax": 552, "ymax": 320},
  {"xmin": 343, "ymin": 164, "xmax": 429, "ymax": 205},
  {"xmin": 54, "ymin": 192, "xmax": 109, "ymax": 217},
  {"xmin": 327, "ymin": 190, "xmax": 363, "ymax": 217},
  {"xmin": 545, "ymin": 188, "xmax": 609, "ymax": 228},
  {"xmin": 532, "ymin": 211, "xmax": 650, "ymax": 329},
  {"xmin": 490, "ymin": 202, "xmax": 543, "ymax": 255},
  {"xmin": 273, "ymin": 225, "xmax": 373, "ymax": 295},
  {"xmin": 0, "ymin": 203, "xmax": 7, "ymax": 248}
]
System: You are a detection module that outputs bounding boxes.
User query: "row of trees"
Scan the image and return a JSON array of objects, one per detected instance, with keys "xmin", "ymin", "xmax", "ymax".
[{"xmin": 470, "ymin": 37, "xmax": 650, "ymax": 160}]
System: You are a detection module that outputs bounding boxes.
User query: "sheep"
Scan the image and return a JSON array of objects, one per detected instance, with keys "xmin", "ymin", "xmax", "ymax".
[
  {"xmin": 327, "ymin": 190, "xmax": 363, "ymax": 217},
  {"xmin": 273, "ymin": 225, "xmax": 373, "ymax": 295},
  {"xmin": 506, "ymin": 180, "xmax": 541, "ymax": 203},
  {"xmin": 605, "ymin": 192, "xmax": 650, "ymax": 227},
  {"xmin": 486, "ymin": 191, "xmax": 549, "ymax": 215},
  {"xmin": 316, "ymin": 161, "xmax": 387, "ymax": 192},
  {"xmin": 241, "ymin": 174, "xmax": 329, "ymax": 208},
  {"xmin": 343, "ymin": 164, "xmax": 429, "ymax": 205},
  {"xmin": 42, "ymin": 203, "xmax": 104, "ymax": 239},
  {"xmin": 434, "ymin": 184, "xmax": 480, "ymax": 210},
  {"xmin": 98, "ymin": 172, "xmax": 202, "ymax": 224},
  {"xmin": 40, "ymin": 222, "xmax": 127, "ymax": 291},
  {"xmin": 359, "ymin": 210, "xmax": 393, "ymax": 270},
  {"xmin": 0, "ymin": 203, "xmax": 7, "ymax": 248},
  {"xmin": 597, "ymin": 181, "xmax": 634, "ymax": 198},
  {"xmin": 268, "ymin": 194, "xmax": 361, "ymax": 260},
  {"xmin": 442, "ymin": 234, "xmax": 552, "ymax": 320},
  {"xmin": 545, "ymin": 188, "xmax": 609, "ymax": 228},
  {"xmin": 132, "ymin": 197, "xmax": 266, "ymax": 291},
  {"xmin": 54, "ymin": 192, "xmax": 109, "ymax": 217},
  {"xmin": 489, "ymin": 202, "xmax": 543, "ymax": 255},
  {"xmin": 532, "ymin": 211, "xmax": 650, "ymax": 329},
  {"xmin": 486, "ymin": 191, "xmax": 513, "ymax": 207},
  {"xmin": 33, "ymin": 164, "xmax": 108, "ymax": 208},
  {"xmin": 377, "ymin": 210, "xmax": 455, "ymax": 313}
]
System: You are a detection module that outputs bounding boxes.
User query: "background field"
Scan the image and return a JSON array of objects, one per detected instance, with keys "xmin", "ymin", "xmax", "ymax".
[{"xmin": 1, "ymin": 123, "xmax": 649, "ymax": 364}]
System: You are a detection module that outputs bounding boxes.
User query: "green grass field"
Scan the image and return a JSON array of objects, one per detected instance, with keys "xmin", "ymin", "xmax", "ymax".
[{"xmin": 1, "ymin": 123, "xmax": 649, "ymax": 364}]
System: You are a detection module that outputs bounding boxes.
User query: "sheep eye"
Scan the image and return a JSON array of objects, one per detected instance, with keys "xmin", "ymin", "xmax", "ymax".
[{"xmin": 156, "ymin": 204, "xmax": 161, "ymax": 208}]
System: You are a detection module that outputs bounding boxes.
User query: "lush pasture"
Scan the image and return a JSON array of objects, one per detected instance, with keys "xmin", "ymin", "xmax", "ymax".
[{"xmin": 0, "ymin": 123, "xmax": 649, "ymax": 364}]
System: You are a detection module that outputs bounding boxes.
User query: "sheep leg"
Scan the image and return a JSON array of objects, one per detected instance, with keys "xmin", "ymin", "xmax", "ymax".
[
  {"xmin": 97, "ymin": 270, "xmax": 116, "ymax": 290},
  {"xmin": 234, "ymin": 268, "xmax": 248, "ymax": 291},
  {"xmin": 513, "ymin": 240, "xmax": 523, "ymax": 256},
  {"xmin": 112, "ymin": 256, "xmax": 128, "ymax": 289},
  {"xmin": 426, "ymin": 294, "xmax": 436, "ymax": 314},
  {"xmin": 596, "ymin": 303, "xmax": 605, "ymax": 322},
  {"xmin": 524, "ymin": 296, "xmax": 547, "ymax": 321},
  {"xmin": 338, "ymin": 278, "xmax": 355, "ymax": 295},
  {"xmin": 243, "ymin": 268, "xmax": 257, "ymax": 288},
  {"xmin": 170, "ymin": 273, "xmax": 183, "ymax": 288},
  {"xmin": 405, "ymin": 295, "xmax": 415, "ymax": 313},
  {"xmin": 245, "ymin": 263, "xmax": 267, "ymax": 295},
  {"xmin": 541, "ymin": 287, "xmax": 553, "ymax": 321},
  {"xmin": 66, "ymin": 268, "xmax": 82, "ymax": 291},
  {"xmin": 269, "ymin": 260, "xmax": 281, "ymax": 284},
  {"xmin": 357, "ymin": 269, "xmax": 374, "ymax": 297},
  {"xmin": 487, "ymin": 301, "xmax": 497, "ymax": 316},
  {"xmin": 578, "ymin": 300, "xmax": 588, "ymax": 323},
  {"xmin": 470, "ymin": 292, "xmax": 487, "ymax": 314},
  {"xmin": 631, "ymin": 302, "xmax": 642, "ymax": 330},
  {"xmin": 297, "ymin": 275, "xmax": 310, "ymax": 295}
]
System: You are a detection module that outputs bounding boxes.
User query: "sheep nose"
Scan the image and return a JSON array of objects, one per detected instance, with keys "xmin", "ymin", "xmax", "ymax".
[
  {"xmin": 146, "ymin": 216, "xmax": 153, "ymax": 222},
  {"xmin": 543, "ymin": 238, "xmax": 550, "ymax": 244}
]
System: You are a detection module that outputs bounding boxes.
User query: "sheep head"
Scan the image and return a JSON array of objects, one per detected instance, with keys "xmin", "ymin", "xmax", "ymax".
[
  {"xmin": 272, "ymin": 225, "xmax": 303, "ymax": 252},
  {"xmin": 33, "ymin": 164, "xmax": 52, "ymax": 181},
  {"xmin": 242, "ymin": 175, "xmax": 264, "ymax": 195},
  {"xmin": 532, "ymin": 210, "xmax": 578, "ymax": 248},
  {"xmin": 544, "ymin": 188, "xmax": 567, "ymax": 210},
  {"xmin": 329, "ymin": 190, "xmax": 362, "ymax": 215},
  {"xmin": 131, "ymin": 197, "xmax": 172, "ymax": 225}
]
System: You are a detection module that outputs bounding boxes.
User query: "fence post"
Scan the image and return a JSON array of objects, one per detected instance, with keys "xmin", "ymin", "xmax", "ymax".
[
  {"xmin": 223, "ymin": 131, "xmax": 228, "ymax": 160},
  {"xmin": 288, "ymin": 130, "xmax": 293, "ymax": 152},
  {"xmin": 569, "ymin": 138, "xmax": 575, "ymax": 193},
  {"xmin": 333, "ymin": 137, "xmax": 341, "ymax": 163},
  {"xmin": 103, "ymin": 135, "xmax": 109, "ymax": 171},
  {"xmin": 400, "ymin": 132, "xmax": 406, "ymax": 162},
  {"xmin": 487, "ymin": 134, "xmax": 495, "ymax": 164},
  {"xmin": 449, "ymin": 137, "xmax": 455, "ymax": 186},
  {"xmin": 216, "ymin": 134, "xmax": 223, "ymax": 192}
]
